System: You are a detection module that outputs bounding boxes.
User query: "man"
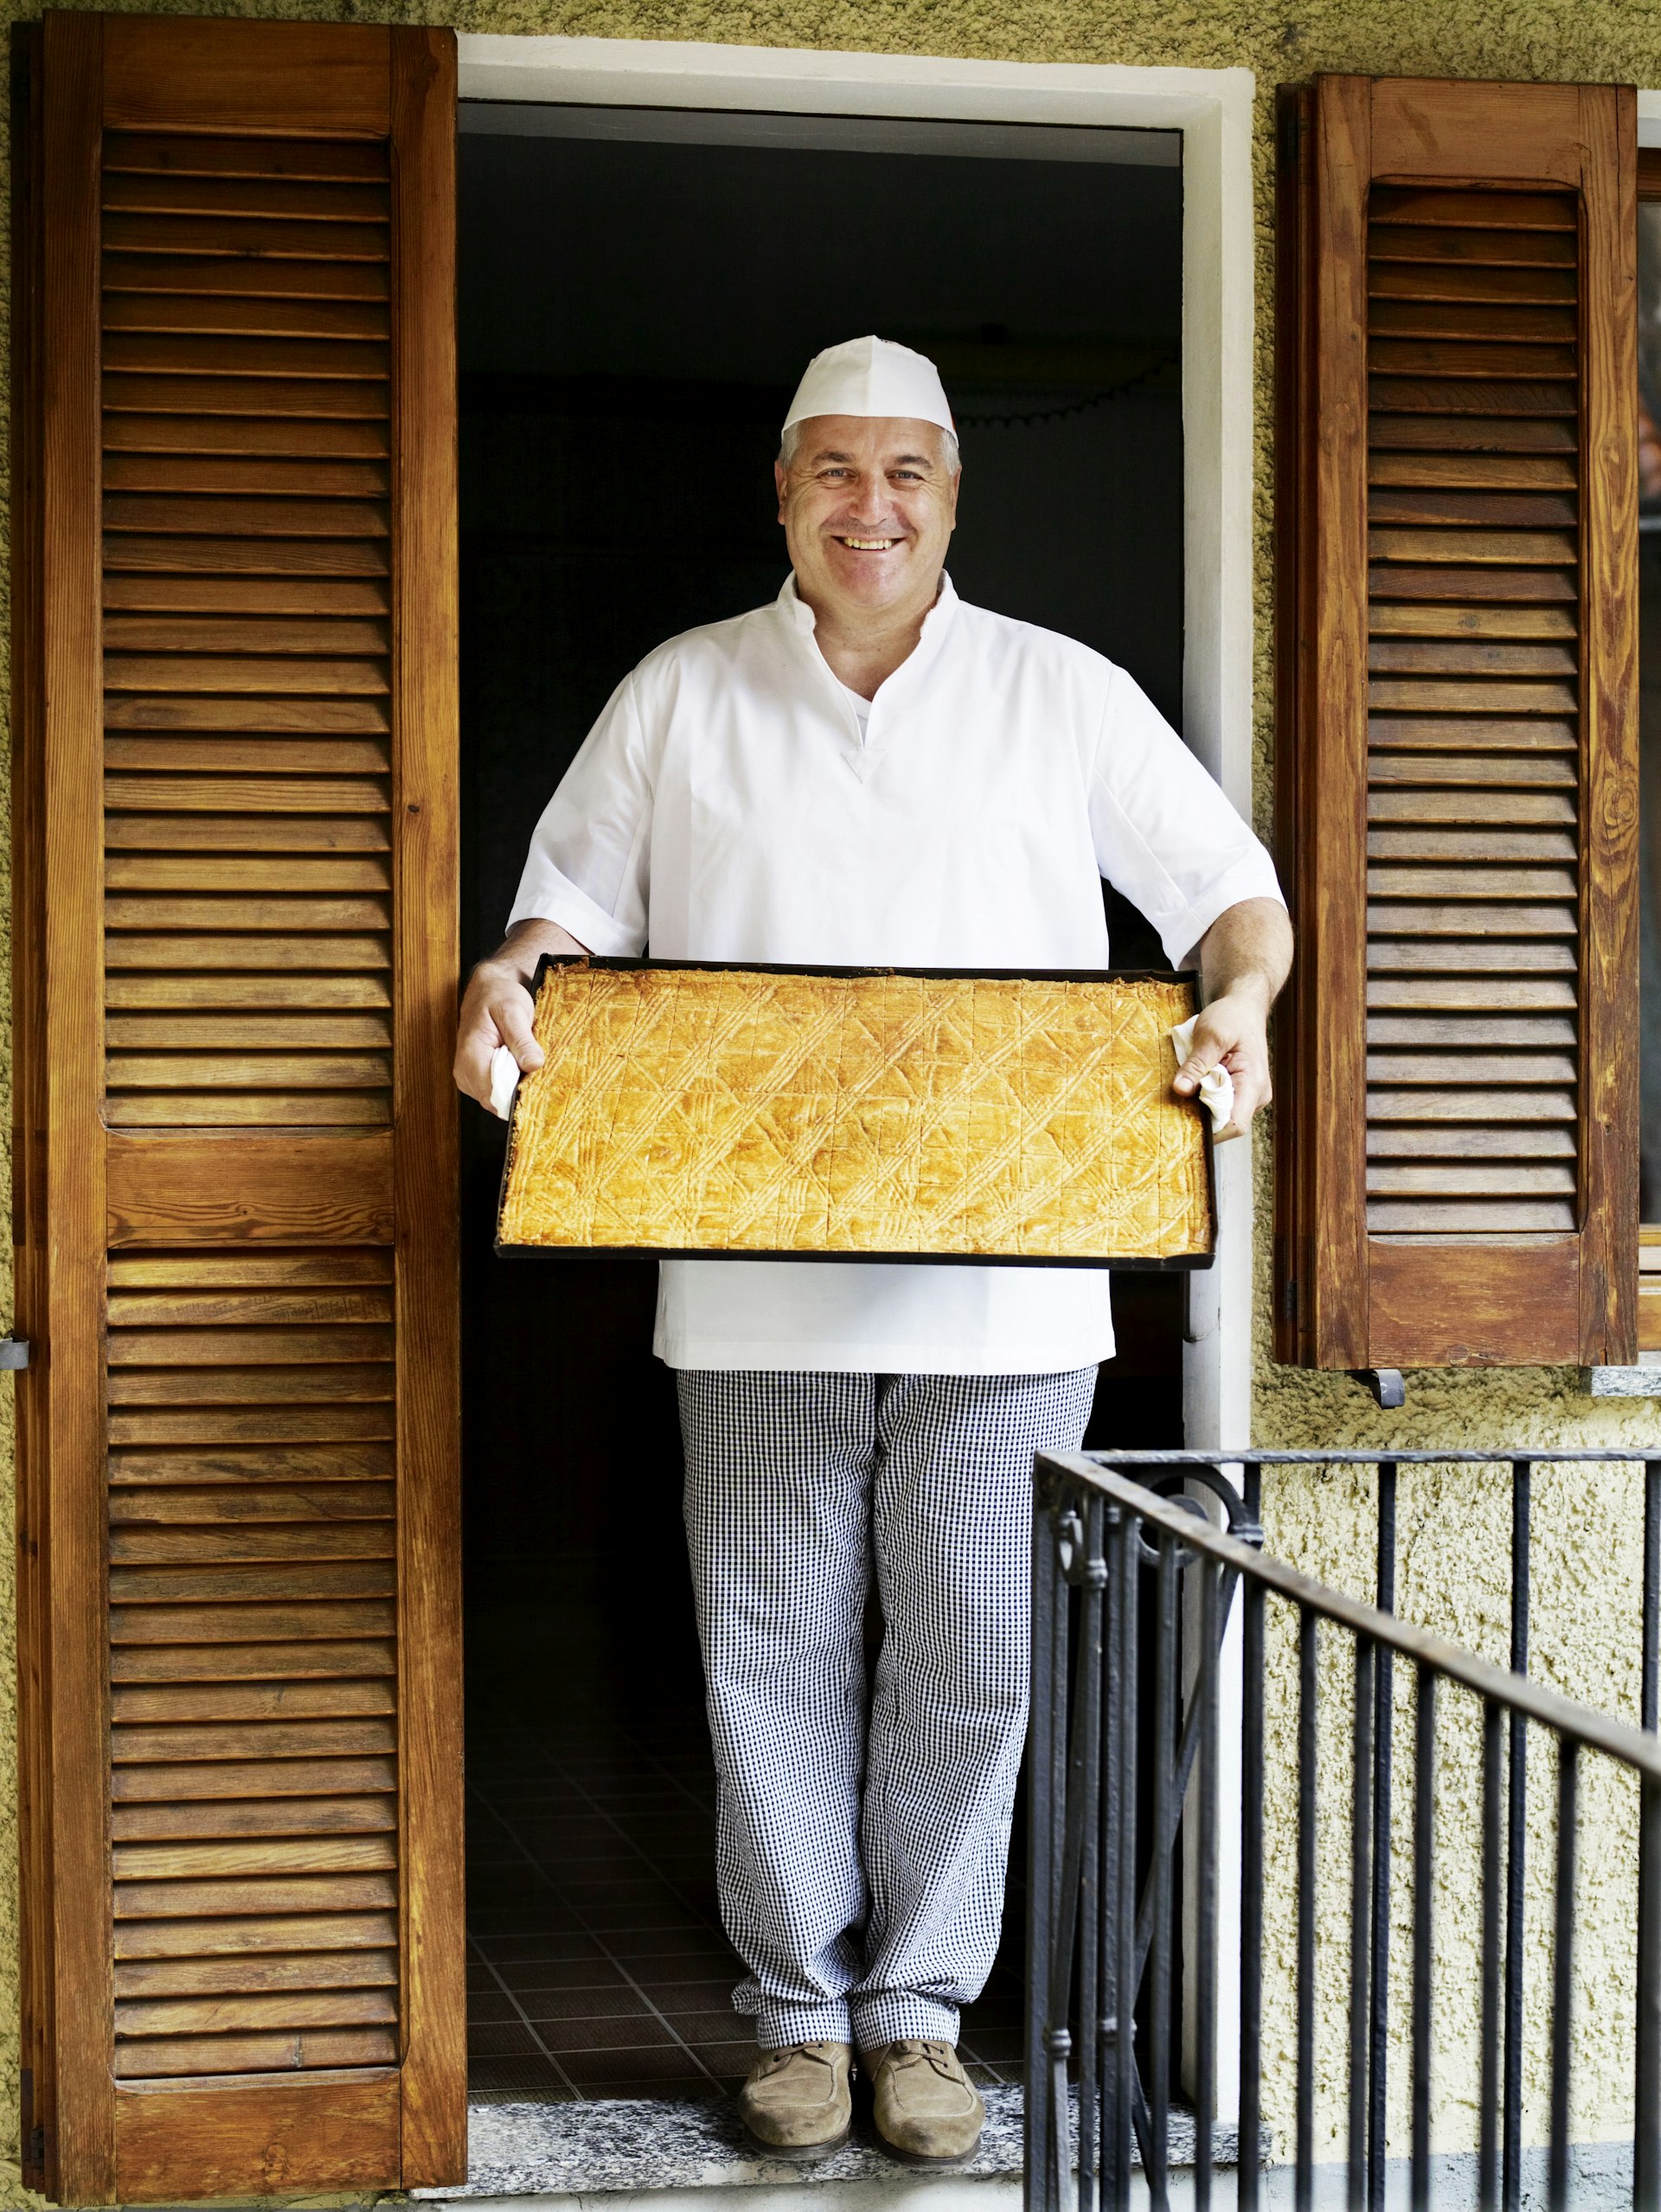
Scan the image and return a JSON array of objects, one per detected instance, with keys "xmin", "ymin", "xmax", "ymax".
[{"xmin": 455, "ymin": 337, "xmax": 1291, "ymax": 2164}]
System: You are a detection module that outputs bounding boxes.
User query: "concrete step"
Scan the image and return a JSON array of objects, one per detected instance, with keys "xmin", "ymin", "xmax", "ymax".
[
  {"xmin": 413, "ymin": 2093, "xmax": 1639, "ymax": 2211},
  {"xmin": 413, "ymin": 2087, "xmax": 1241, "ymax": 2208}
]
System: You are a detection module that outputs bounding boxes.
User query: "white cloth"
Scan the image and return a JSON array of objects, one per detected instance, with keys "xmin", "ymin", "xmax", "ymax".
[
  {"xmin": 1168, "ymin": 1016, "xmax": 1236, "ymax": 1132},
  {"xmin": 783, "ymin": 335, "xmax": 953, "ymax": 435},
  {"xmin": 508, "ymin": 574, "xmax": 1284, "ymax": 1374},
  {"xmin": 488, "ymin": 1043, "xmax": 519, "ymax": 1123}
]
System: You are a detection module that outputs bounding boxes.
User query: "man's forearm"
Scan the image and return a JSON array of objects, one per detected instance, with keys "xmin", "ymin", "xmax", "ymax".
[
  {"xmin": 1191, "ymin": 897, "xmax": 1292, "ymax": 1010},
  {"xmin": 478, "ymin": 916, "xmax": 589, "ymax": 985}
]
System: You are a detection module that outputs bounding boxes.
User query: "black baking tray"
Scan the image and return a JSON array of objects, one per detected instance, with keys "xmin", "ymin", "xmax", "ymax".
[{"xmin": 494, "ymin": 956, "xmax": 1216, "ymax": 1271}]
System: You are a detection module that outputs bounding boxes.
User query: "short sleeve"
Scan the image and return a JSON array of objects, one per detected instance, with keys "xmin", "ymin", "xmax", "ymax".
[
  {"xmin": 507, "ymin": 674, "xmax": 654, "ymax": 954},
  {"xmin": 1088, "ymin": 669, "xmax": 1285, "ymax": 968}
]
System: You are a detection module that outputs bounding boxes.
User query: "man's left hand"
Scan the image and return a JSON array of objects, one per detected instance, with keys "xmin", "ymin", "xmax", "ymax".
[
  {"xmin": 1172, "ymin": 987, "xmax": 1272, "ymax": 1143},
  {"xmin": 1173, "ymin": 897, "xmax": 1292, "ymax": 1141}
]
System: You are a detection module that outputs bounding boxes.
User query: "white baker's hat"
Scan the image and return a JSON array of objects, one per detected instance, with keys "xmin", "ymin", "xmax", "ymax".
[{"xmin": 782, "ymin": 335, "xmax": 954, "ymax": 436}]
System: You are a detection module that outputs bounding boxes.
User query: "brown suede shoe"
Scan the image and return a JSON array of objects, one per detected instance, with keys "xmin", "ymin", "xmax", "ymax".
[
  {"xmin": 863, "ymin": 2038, "xmax": 985, "ymax": 2164},
  {"xmin": 736, "ymin": 2040, "xmax": 853, "ymax": 2156}
]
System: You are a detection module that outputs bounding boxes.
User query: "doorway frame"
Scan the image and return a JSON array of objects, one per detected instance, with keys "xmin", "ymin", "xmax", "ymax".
[
  {"xmin": 453, "ymin": 36, "xmax": 1258, "ymax": 2125},
  {"xmin": 457, "ymin": 30, "xmax": 1260, "ymax": 1456}
]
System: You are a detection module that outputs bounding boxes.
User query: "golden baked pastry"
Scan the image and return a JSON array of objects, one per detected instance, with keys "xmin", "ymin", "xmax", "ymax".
[{"xmin": 497, "ymin": 965, "xmax": 1211, "ymax": 1264}]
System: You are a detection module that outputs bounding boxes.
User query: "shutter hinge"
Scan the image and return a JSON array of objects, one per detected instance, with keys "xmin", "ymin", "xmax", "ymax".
[
  {"xmin": 1352, "ymin": 1368, "xmax": 1407, "ymax": 1410},
  {"xmin": 27, "ymin": 2125, "xmax": 44, "ymax": 2172},
  {"xmin": 0, "ymin": 1338, "xmax": 30, "ymax": 1369},
  {"xmin": 1280, "ymin": 1275, "xmax": 1298, "ymax": 1324}
]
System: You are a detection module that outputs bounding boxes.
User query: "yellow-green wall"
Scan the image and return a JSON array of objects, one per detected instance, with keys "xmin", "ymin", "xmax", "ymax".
[{"xmin": 7, "ymin": 0, "xmax": 1661, "ymax": 2198}]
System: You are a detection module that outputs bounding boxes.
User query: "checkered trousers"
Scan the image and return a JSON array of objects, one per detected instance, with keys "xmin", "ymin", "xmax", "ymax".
[{"xmin": 677, "ymin": 1365, "xmax": 1098, "ymax": 2053}]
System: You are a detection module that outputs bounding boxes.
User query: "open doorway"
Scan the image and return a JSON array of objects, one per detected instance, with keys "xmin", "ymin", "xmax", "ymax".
[{"xmin": 456, "ymin": 102, "xmax": 1188, "ymax": 2106}]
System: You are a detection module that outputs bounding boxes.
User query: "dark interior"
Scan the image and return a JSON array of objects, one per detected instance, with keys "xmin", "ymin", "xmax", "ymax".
[{"xmin": 456, "ymin": 103, "xmax": 1189, "ymax": 2103}]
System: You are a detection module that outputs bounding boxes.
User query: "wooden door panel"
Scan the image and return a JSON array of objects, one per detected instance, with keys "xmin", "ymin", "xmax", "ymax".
[
  {"xmin": 101, "ymin": 18, "xmax": 393, "ymax": 138},
  {"xmin": 13, "ymin": 17, "xmax": 460, "ymax": 2199},
  {"xmin": 112, "ymin": 2070, "xmax": 401, "ymax": 2199},
  {"xmin": 106, "ymin": 1129, "xmax": 396, "ymax": 1246}
]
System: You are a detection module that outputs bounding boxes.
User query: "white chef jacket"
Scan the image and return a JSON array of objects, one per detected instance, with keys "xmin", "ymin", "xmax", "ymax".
[{"xmin": 509, "ymin": 574, "xmax": 1284, "ymax": 1375}]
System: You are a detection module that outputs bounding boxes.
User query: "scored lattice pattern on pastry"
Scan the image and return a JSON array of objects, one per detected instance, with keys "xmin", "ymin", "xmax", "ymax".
[{"xmin": 497, "ymin": 965, "xmax": 1212, "ymax": 1263}]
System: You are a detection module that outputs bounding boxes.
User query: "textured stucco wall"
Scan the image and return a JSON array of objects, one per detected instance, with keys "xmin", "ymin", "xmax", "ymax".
[{"xmin": 4, "ymin": 0, "xmax": 1661, "ymax": 2199}]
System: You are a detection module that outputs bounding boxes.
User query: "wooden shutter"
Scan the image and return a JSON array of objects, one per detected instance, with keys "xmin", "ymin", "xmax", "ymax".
[
  {"xmin": 11, "ymin": 17, "xmax": 462, "ymax": 2199},
  {"xmin": 1274, "ymin": 75, "xmax": 1639, "ymax": 1370}
]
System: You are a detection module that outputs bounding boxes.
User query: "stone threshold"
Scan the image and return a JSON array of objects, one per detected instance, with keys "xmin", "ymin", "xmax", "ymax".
[{"xmin": 414, "ymin": 2087, "xmax": 1238, "ymax": 2201}]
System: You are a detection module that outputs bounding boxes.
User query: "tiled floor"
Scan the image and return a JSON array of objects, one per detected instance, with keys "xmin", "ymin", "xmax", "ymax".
[{"xmin": 465, "ymin": 1580, "xmax": 1027, "ymax": 2105}]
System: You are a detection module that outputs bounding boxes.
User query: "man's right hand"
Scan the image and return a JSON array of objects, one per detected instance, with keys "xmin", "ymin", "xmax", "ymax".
[{"xmin": 452, "ymin": 919, "xmax": 588, "ymax": 1109}]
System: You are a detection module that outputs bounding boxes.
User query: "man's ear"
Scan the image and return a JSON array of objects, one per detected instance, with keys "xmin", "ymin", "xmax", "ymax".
[{"xmin": 773, "ymin": 459, "xmax": 788, "ymax": 523}]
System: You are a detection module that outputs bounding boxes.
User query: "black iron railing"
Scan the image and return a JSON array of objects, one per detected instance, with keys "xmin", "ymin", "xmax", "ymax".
[{"xmin": 1027, "ymin": 1450, "xmax": 1661, "ymax": 2212}]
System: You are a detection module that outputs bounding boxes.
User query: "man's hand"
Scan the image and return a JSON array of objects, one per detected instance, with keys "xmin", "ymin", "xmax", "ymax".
[
  {"xmin": 1174, "ymin": 896, "xmax": 1293, "ymax": 1143},
  {"xmin": 1173, "ymin": 988, "xmax": 1273, "ymax": 1143},
  {"xmin": 453, "ymin": 918, "xmax": 587, "ymax": 1110}
]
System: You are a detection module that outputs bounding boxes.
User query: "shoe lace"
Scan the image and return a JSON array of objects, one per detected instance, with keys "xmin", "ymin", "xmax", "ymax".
[
  {"xmin": 888, "ymin": 2038, "xmax": 960, "ymax": 2081},
  {"xmin": 759, "ymin": 2042, "xmax": 837, "ymax": 2079}
]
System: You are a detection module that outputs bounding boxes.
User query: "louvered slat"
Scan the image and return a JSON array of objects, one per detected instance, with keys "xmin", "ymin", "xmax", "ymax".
[
  {"xmin": 1365, "ymin": 183, "xmax": 1582, "ymax": 1234},
  {"xmin": 106, "ymin": 1247, "xmax": 398, "ymax": 2083},
  {"xmin": 100, "ymin": 130, "xmax": 392, "ymax": 1133}
]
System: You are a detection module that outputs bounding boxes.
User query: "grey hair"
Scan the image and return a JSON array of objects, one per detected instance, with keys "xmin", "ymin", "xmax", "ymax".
[{"xmin": 777, "ymin": 420, "xmax": 961, "ymax": 475}]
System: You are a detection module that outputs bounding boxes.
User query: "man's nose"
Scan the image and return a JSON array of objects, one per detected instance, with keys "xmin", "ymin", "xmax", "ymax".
[{"xmin": 843, "ymin": 477, "xmax": 893, "ymax": 523}]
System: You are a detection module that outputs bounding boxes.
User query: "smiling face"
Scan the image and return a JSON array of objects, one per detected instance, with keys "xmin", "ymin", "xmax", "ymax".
[{"xmin": 775, "ymin": 414, "xmax": 959, "ymax": 628}]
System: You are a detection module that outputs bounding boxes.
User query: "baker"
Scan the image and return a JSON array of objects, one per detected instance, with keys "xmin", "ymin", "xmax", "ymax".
[{"xmin": 454, "ymin": 337, "xmax": 1291, "ymax": 2164}]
